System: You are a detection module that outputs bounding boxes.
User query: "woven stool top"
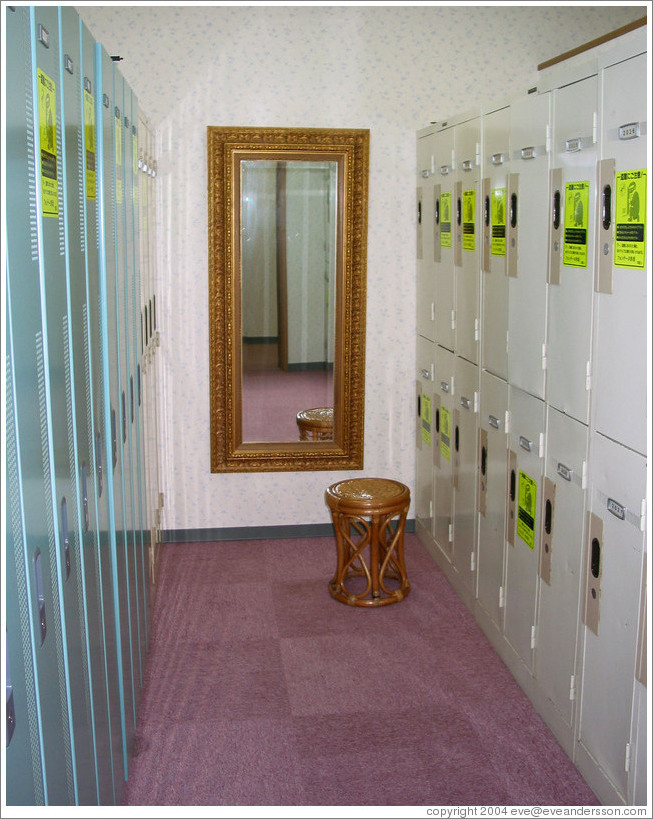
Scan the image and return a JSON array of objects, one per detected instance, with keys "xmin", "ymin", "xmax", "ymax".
[
  {"xmin": 296, "ymin": 407, "xmax": 333, "ymax": 426},
  {"xmin": 326, "ymin": 477, "xmax": 409, "ymax": 504}
]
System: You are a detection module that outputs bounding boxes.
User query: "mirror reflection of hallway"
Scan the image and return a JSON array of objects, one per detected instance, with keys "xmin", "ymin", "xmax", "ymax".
[{"xmin": 241, "ymin": 159, "xmax": 337, "ymax": 442}]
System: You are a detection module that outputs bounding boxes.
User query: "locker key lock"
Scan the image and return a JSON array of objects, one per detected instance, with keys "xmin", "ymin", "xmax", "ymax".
[{"xmin": 603, "ymin": 243, "xmax": 609, "ymax": 256}]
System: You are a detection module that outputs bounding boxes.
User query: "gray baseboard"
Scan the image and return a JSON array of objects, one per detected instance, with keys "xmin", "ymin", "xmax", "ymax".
[{"xmin": 162, "ymin": 519, "xmax": 416, "ymax": 543}]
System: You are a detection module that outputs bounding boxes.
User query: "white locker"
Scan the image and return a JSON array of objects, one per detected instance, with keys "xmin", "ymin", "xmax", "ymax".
[
  {"xmin": 577, "ymin": 431, "xmax": 646, "ymax": 804},
  {"xmin": 507, "ymin": 92, "xmax": 551, "ymax": 400},
  {"xmin": 475, "ymin": 370, "xmax": 509, "ymax": 636},
  {"xmin": 592, "ymin": 49, "xmax": 647, "ymax": 456},
  {"xmin": 454, "ymin": 115, "xmax": 481, "ymax": 365},
  {"xmin": 451, "ymin": 355, "xmax": 479, "ymax": 604},
  {"xmin": 416, "ymin": 129, "xmax": 436, "ymax": 342},
  {"xmin": 432, "ymin": 123, "xmax": 456, "ymax": 352},
  {"xmin": 547, "ymin": 75, "xmax": 598, "ymax": 424},
  {"xmin": 432, "ymin": 345, "xmax": 455, "ymax": 559},
  {"xmin": 504, "ymin": 386, "xmax": 545, "ymax": 673},
  {"xmin": 535, "ymin": 407, "xmax": 588, "ymax": 744},
  {"xmin": 480, "ymin": 103, "xmax": 510, "ymax": 381},
  {"xmin": 415, "ymin": 335, "xmax": 435, "ymax": 539}
]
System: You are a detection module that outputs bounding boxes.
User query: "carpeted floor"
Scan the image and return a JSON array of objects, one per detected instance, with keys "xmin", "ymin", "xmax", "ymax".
[{"xmin": 123, "ymin": 534, "xmax": 599, "ymax": 809}]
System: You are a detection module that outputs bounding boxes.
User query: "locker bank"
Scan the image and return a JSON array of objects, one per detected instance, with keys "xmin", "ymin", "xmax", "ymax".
[{"xmin": 3, "ymin": 4, "xmax": 649, "ymax": 809}]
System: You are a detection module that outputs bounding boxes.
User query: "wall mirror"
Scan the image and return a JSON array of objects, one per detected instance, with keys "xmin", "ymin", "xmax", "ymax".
[{"xmin": 208, "ymin": 126, "xmax": 369, "ymax": 472}]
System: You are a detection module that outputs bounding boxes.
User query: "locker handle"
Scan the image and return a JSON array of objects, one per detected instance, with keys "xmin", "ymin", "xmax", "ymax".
[
  {"xmin": 488, "ymin": 414, "xmax": 500, "ymax": 430},
  {"xmin": 462, "ymin": 159, "xmax": 473, "ymax": 172},
  {"xmin": 552, "ymin": 189, "xmax": 561, "ymax": 230},
  {"xmin": 440, "ymin": 381, "xmax": 450, "ymax": 394},
  {"xmin": 33, "ymin": 549, "xmax": 47, "ymax": 646},
  {"xmin": 60, "ymin": 498, "xmax": 71, "ymax": 581},
  {"xmin": 456, "ymin": 196, "xmax": 462, "ymax": 226},
  {"xmin": 481, "ymin": 444, "xmax": 487, "ymax": 476},
  {"xmin": 519, "ymin": 435, "xmax": 532, "ymax": 452},
  {"xmin": 484, "ymin": 195, "xmax": 490, "ymax": 227},
  {"xmin": 590, "ymin": 537, "xmax": 601, "ymax": 580},
  {"xmin": 122, "ymin": 391, "xmax": 127, "ymax": 444},
  {"xmin": 6, "ymin": 676, "xmax": 16, "ymax": 747},
  {"xmin": 111, "ymin": 407, "xmax": 118, "ymax": 470},
  {"xmin": 420, "ymin": 368, "xmax": 430, "ymax": 380},
  {"xmin": 460, "ymin": 396, "xmax": 471, "ymax": 410},
  {"xmin": 96, "ymin": 431, "xmax": 103, "ymax": 497},
  {"xmin": 510, "ymin": 469, "xmax": 516, "ymax": 502},
  {"xmin": 418, "ymin": 200, "xmax": 422, "ymax": 224},
  {"xmin": 602, "ymin": 184, "xmax": 612, "ymax": 231},
  {"xmin": 434, "ymin": 197, "xmax": 440, "ymax": 225},
  {"xmin": 81, "ymin": 464, "xmax": 89, "ymax": 533},
  {"xmin": 510, "ymin": 192, "xmax": 518, "ymax": 228},
  {"xmin": 544, "ymin": 498, "xmax": 553, "ymax": 535}
]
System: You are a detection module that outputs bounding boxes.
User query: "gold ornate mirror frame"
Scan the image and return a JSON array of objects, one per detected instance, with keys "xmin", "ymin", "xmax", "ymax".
[{"xmin": 208, "ymin": 126, "xmax": 369, "ymax": 472}]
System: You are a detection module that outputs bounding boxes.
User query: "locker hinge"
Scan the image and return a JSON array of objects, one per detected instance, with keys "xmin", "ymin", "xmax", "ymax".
[
  {"xmin": 640, "ymin": 499, "xmax": 647, "ymax": 532},
  {"xmin": 475, "ymin": 142, "xmax": 481, "ymax": 166},
  {"xmin": 541, "ymin": 343, "xmax": 547, "ymax": 370},
  {"xmin": 474, "ymin": 317, "xmax": 480, "ymax": 341},
  {"xmin": 592, "ymin": 111, "xmax": 598, "ymax": 144},
  {"xmin": 448, "ymin": 522, "xmax": 454, "ymax": 542},
  {"xmin": 451, "ymin": 148, "xmax": 457, "ymax": 171},
  {"xmin": 431, "ymin": 302, "xmax": 435, "ymax": 322},
  {"xmin": 531, "ymin": 626, "xmax": 537, "ymax": 649},
  {"xmin": 470, "ymin": 552, "xmax": 476, "ymax": 572},
  {"xmin": 539, "ymin": 433, "xmax": 545, "ymax": 459},
  {"xmin": 504, "ymin": 411, "xmax": 510, "ymax": 435},
  {"xmin": 450, "ymin": 376, "xmax": 455, "ymax": 396},
  {"xmin": 581, "ymin": 461, "xmax": 588, "ymax": 490},
  {"xmin": 431, "ymin": 363, "xmax": 435, "ymax": 382},
  {"xmin": 451, "ymin": 309, "xmax": 456, "ymax": 330},
  {"xmin": 473, "ymin": 391, "xmax": 479, "ymax": 414},
  {"xmin": 546, "ymin": 123, "xmax": 552, "ymax": 153},
  {"xmin": 499, "ymin": 586, "xmax": 505, "ymax": 609},
  {"xmin": 506, "ymin": 330, "xmax": 509, "ymax": 354},
  {"xmin": 569, "ymin": 675, "xmax": 576, "ymax": 701},
  {"xmin": 585, "ymin": 361, "xmax": 592, "ymax": 391},
  {"xmin": 624, "ymin": 742, "xmax": 631, "ymax": 773},
  {"xmin": 429, "ymin": 500, "xmax": 433, "ymax": 519}
]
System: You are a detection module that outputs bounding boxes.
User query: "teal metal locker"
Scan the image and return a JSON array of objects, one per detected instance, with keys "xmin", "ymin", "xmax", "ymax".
[
  {"xmin": 95, "ymin": 42, "xmax": 134, "ymax": 784},
  {"xmin": 126, "ymin": 86, "xmax": 152, "ymax": 653},
  {"xmin": 29, "ymin": 6, "xmax": 98, "ymax": 803},
  {"xmin": 80, "ymin": 19, "xmax": 125, "ymax": 802},
  {"xmin": 5, "ymin": 281, "xmax": 46, "ymax": 806},
  {"xmin": 58, "ymin": 5, "xmax": 118, "ymax": 803},
  {"xmin": 5, "ymin": 4, "xmax": 75, "ymax": 805}
]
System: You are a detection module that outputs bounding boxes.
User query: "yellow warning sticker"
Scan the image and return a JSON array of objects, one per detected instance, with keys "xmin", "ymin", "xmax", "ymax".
[
  {"xmin": 37, "ymin": 68, "xmax": 58, "ymax": 217},
  {"xmin": 462, "ymin": 189, "xmax": 475, "ymax": 252},
  {"xmin": 491, "ymin": 188, "xmax": 506, "ymax": 257},
  {"xmin": 421, "ymin": 394, "xmax": 432, "ymax": 447},
  {"xmin": 614, "ymin": 169, "xmax": 646, "ymax": 269},
  {"xmin": 83, "ymin": 90, "xmax": 96, "ymax": 201},
  {"xmin": 440, "ymin": 192, "xmax": 452, "ymax": 249},
  {"xmin": 440, "ymin": 405, "xmax": 451, "ymax": 462},
  {"xmin": 563, "ymin": 181, "xmax": 590, "ymax": 267},
  {"xmin": 517, "ymin": 470, "xmax": 537, "ymax": 550},
  {"xmin": 115, "ymin": 112, "xmax": 123, "ymax": 205}
]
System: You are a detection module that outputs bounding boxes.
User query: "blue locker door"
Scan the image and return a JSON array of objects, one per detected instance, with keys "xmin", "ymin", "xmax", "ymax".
[
  {"xmin": 5, "ymin": 293, "xmax": 46, "ymax": 807},
  {"xmin": 59, "ymin": 5, "xmax": 116, "ymax": 804},
  {"xmin": 81, "ymin": 19, "xmax": 124, "ymax": 802},
  {"xmin": 127, "ymin": 87, "xmax": 151, "ymax": 657},
  {"xmin": 30, "ymin": 6, "xmax": 98, "ymax": 803},
  {"xmin": 113, "ymin": 64, "xmax": 141, "ymax": 736},
  {"xmin": 5, "ymin": 4, "xmax": 75, "ymax": 805},
  {"xmin": 95, "ymin": 42, "xmax": 135, "ymax": 782}
]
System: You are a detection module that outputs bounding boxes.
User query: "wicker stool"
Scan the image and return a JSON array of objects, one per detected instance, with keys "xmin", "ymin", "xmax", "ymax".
[
  {"xmin": 325, "ymin": 478, "xmax": 411, "ymax": 607},
  {"xmin": 296, "ymin": 407, "xmax": 334, "ymax": 440}
]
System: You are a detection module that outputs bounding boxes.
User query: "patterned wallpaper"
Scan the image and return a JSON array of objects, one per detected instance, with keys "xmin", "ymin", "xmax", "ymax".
[{"xmin": 78, "ymin": 4, "xmax": 646, "ymax": 532}]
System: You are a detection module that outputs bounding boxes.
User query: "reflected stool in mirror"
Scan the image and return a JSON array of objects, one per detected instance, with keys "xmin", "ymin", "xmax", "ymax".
[
  {"xmin": 325, "ymin": 478, "xmax": 411, "ymax": 607},
  {"xmin": 296, "ymin": 407, "xmax": 334, "ymax": 441}
]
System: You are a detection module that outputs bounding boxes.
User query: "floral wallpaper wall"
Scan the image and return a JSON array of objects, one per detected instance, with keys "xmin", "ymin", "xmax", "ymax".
[{"xmin": 78, "ymin": 4, "xmax": 645, "ymax": 534}]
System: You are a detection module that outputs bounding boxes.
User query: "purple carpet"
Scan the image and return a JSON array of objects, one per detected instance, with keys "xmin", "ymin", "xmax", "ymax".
[{"xmin": 123, "ymin": 535, "xmax": 599, "ymax": 807}]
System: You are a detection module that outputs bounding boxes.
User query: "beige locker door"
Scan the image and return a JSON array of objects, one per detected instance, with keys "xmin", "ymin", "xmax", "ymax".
[
  {"xmin": 476, "ymin": 370, "xmax": 509, "ymax": 634},
  {"xmin": 432, "ymin": 345, "xmax": 455, "ymax": 560},
  {"xmin": 433, "ymin": 125, "xmax": 456, "ymax": 352},
  {"xmin": 415, "ymin": 335, "xmax": 435, "ymax": 537},
  {"xmin": 417, "ymin": 129, "xmax": 436, "ymax": 341}
]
